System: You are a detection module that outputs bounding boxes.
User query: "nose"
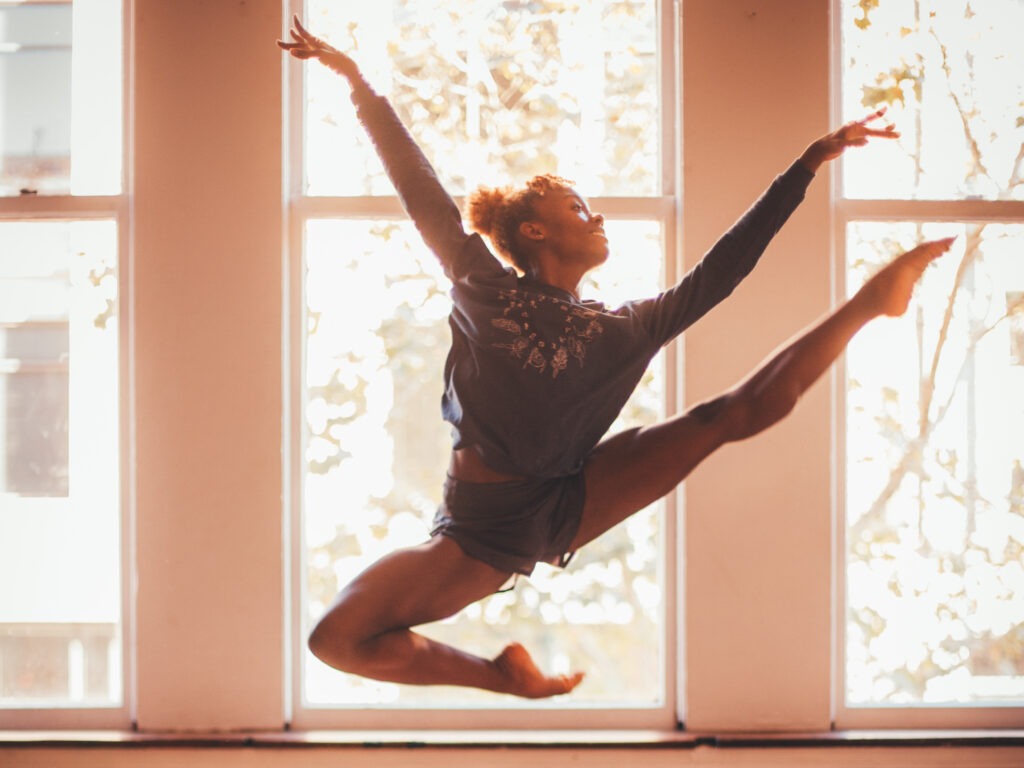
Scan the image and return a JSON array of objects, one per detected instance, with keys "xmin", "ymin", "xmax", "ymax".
[{"xmin": 592, "ymin": 212, "xmax": 604, "ymax": 226}]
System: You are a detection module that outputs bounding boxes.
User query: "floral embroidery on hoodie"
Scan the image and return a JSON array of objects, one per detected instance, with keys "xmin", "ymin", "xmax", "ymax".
[{"xmin": 490, "ymin": 289, "xmax": 604, "ymax": 378}]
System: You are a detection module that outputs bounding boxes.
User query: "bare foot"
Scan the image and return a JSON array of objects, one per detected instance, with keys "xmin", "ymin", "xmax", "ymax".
[
  {"xmin": 493, "ymin": 642, "xmax": 585, "ymax": 699},
  {"xmin": 857, "ymin": 237, "xmax": 955, "ymax": 317}
]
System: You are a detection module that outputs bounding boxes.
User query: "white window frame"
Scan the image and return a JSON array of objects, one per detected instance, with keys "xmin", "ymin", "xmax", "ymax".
[
  {"xmin": 284, "ymin": 0, "xmax": 683, "ymax": 731},
  {"xmin": 830, "ymin": 0, "xmax": 1024, "ymax": 730},
  {"xmin": 0, "ymin": 0, "xmax": 133, "ymax": 730}
]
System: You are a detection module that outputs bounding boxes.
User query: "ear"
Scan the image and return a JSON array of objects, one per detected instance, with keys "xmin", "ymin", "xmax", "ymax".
[{"xmin": 519, "ymin": 220, "xmax": 546, "ymax": 242}]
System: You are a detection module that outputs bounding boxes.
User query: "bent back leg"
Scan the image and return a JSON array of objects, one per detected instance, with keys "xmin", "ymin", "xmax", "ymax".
[
  {"xmin": 308, "ymin": 534, "xmax": 584, "ymax": 697},
  {"xmin": 308, "ymin": 535, "xmax": 511, "ymax": 685}
]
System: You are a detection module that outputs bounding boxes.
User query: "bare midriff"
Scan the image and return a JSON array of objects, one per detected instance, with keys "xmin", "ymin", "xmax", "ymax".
[{"xmin": 448, "ymin": 447, "xmax": 526, "ymax": 483}]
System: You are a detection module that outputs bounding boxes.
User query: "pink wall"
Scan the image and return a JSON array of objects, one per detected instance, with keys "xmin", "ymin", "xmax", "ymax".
[
  {"xmin": 681, "ymin": 0, "xmax": 833, "ymax": 730},
  {"xmin": 133, "ymin": 0, "xmax": 285, "ymax": 729}
]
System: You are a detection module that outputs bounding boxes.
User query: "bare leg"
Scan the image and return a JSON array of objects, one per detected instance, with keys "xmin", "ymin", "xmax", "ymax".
[
  {"xmin": 308, "ymin": 534, "xmax": 584, "ymax": 698},
  {"xmin": 309, "ymin": 238, "xmax": 951, "ymax": 695},
  {"xmin": 574, "ymin": 237, "xmax": 954, "ymax": 547}
]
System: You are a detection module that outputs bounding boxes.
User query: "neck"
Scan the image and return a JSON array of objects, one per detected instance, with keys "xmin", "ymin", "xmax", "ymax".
[{"xmin": 527, "ymin": 254, "xmax": 585, "ymax": 299}]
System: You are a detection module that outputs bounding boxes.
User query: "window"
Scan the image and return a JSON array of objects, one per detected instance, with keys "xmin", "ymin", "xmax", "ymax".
[
  {"xmin": 837, "ymin": 0, "xmax": 1024, "ymax": 727},
  {"xmin": 12, "ymin": 1, "xmax": 1020, "ymax": 742},
  {"xmin": 289, "ymin": 0, "xmax": 678, "ymax": 727},
  {"xmin": 0, "ymin": 0, "xmax": 125, "ymax": 725}
]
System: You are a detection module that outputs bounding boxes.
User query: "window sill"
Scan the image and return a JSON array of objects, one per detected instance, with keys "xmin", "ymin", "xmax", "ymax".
[
  {"xmin": 1, "ymin": 729, "xmax": 1023, "ymax": 750},
  {"xmin": 708, "ymin": 730, "xmax": 1024, "ymax": 749}
]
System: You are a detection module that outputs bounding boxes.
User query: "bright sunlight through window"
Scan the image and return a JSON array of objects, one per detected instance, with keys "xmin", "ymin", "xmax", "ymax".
[
  {"xmin": 296, "ymin": 0, "xmax": 668, "ymax": 710},
  {"xmin": 840, "ymin": 0, "xmax": 1024, "ymax": 708}
]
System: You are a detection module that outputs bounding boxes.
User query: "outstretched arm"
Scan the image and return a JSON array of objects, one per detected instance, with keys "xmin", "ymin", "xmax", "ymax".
[
  {"xmin": 278, "ymin": 17, "xmax": 473, "ymax": 275},
  {"xmin": 639, "ymin": 110, "xmax": 901, "ymax": 346}
]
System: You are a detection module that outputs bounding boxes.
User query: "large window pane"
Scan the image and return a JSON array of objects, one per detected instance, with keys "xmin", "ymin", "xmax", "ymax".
[
  {"xmin": 839, "ymin": 0, "xmax": 1024, "ymax": 201},
  {"xmin": 844, "ymin": 221, "xmax": 1024, "ymax": 705},
  {"xmin": 0, "ymin": 0, "xmax": 123, "ymax": 197},
  {"xmin": 303, "ymin": 0, "xmax": 658, "ymax": 197},
  {"xmin": 301, "ymin": 218, "xmax": 665, "ymax": 707},
  {"xmin": 0, "ymin": 220, "xmax": 121, "ymax": 707}
]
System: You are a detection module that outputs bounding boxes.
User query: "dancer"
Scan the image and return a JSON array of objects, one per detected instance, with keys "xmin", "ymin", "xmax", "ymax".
[{"xmin": 279, "ymin": 17, "xmax": 953, "ymax": 699}]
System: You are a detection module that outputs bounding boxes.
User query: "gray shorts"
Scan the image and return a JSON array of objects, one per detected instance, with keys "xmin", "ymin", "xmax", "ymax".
[{"xmin": 431, "ymin": 472, "xmax": 586, "ymax": 576}]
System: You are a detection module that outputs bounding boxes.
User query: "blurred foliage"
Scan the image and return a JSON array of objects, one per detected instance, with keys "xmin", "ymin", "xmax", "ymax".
[
  {"xmin": 306, "ymin": 0, "xmax": 657, "ymax": 196},
  {"xmin": 302, "ymin": 0, "xmax": 664, "ymax": 708},
  {"xmin": 302, "ymin": 0, "xmax": 1024, "ymax": 710},
  {"xmin": 303, "ymin": 213, "xmax": 664, "ymax": 706},
  {"xmin": 843, "ymin": 0, "xmax": 1024, "ymax": 705}
]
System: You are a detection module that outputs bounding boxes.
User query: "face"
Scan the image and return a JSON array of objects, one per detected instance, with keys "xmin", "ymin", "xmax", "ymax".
[{"xmin": 529, "ymin": 188, "xmax": 609, "ymax": 269}]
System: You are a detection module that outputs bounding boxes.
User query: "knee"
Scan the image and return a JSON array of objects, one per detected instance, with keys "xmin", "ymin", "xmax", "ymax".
[
  {"xmin": 691, "ymin": 392, "xmax": 751, "ymax": 432},
  {"xmin": 732, "ymin": 379, "xmax": 800, "ymax": 439},
  {"xmin": 694, "ymin": 384, "xmax": 798, "ymax": 443},
  {"xmin": 307, "ymin": 606, "xmax": 363, "ymax": 672},
  {"xmin": 307, "ymin": 617, "xmax": 332, "ymax": 660},
  {"xmin": 689, "ymin": 395, "xmax": 732, "ymax": 427}
]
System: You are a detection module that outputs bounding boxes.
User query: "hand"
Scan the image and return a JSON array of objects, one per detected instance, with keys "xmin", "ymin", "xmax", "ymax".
[
  {"xmin": 277, "ymin": 14, "xmax": 361, "ymax": 82},
  {"xmin": 799, "ymin": 107, "xmax": 899, "ymax": 172}
]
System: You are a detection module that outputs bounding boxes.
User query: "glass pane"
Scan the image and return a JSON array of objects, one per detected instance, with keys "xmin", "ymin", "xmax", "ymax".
[
  {"xmin": 302, "ymin": 218, "xmax": 664, "ymax": 707},
  {"xmin": 0, "ymin": 0, "xmax": 123, "ymax": 196},
  {"xmin": 0, "ymin": 220, "xmax": 121, "ymax": 707},
  {"xmin": 303, "ymin": 0, "xmax": 658, "ymax": 197},
  {"xmin": 5, "ymin": 362, "xmax": 69, "ymax": 497},
  {"xmin": 844, "ymin": 221, "xmax": 1024, "ymax": 706},
  {"xmin": 839, "ymin": 0, "xmax": 1024, "ymax": 201}
]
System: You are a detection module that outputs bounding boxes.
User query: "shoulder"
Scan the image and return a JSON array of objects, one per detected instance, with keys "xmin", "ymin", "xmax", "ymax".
[{"xmin": 448, "ymin": 234, "xmax": 517, "ymax": 288}]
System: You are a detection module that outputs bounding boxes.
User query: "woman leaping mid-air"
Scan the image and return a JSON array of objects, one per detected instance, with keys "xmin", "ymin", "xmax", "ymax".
[{"xmin": 279, "ymin": 17, "xmax": 953, "ymax": 699}]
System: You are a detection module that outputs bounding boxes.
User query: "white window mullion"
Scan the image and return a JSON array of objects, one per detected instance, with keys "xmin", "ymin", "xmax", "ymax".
[
  {"xmin": 838, "ymin": 199, "xmax": 1024, "ymax": 224},
  {"xmin": 0, "ymin": 195, "xmax": 121, "ymax": 219}
]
